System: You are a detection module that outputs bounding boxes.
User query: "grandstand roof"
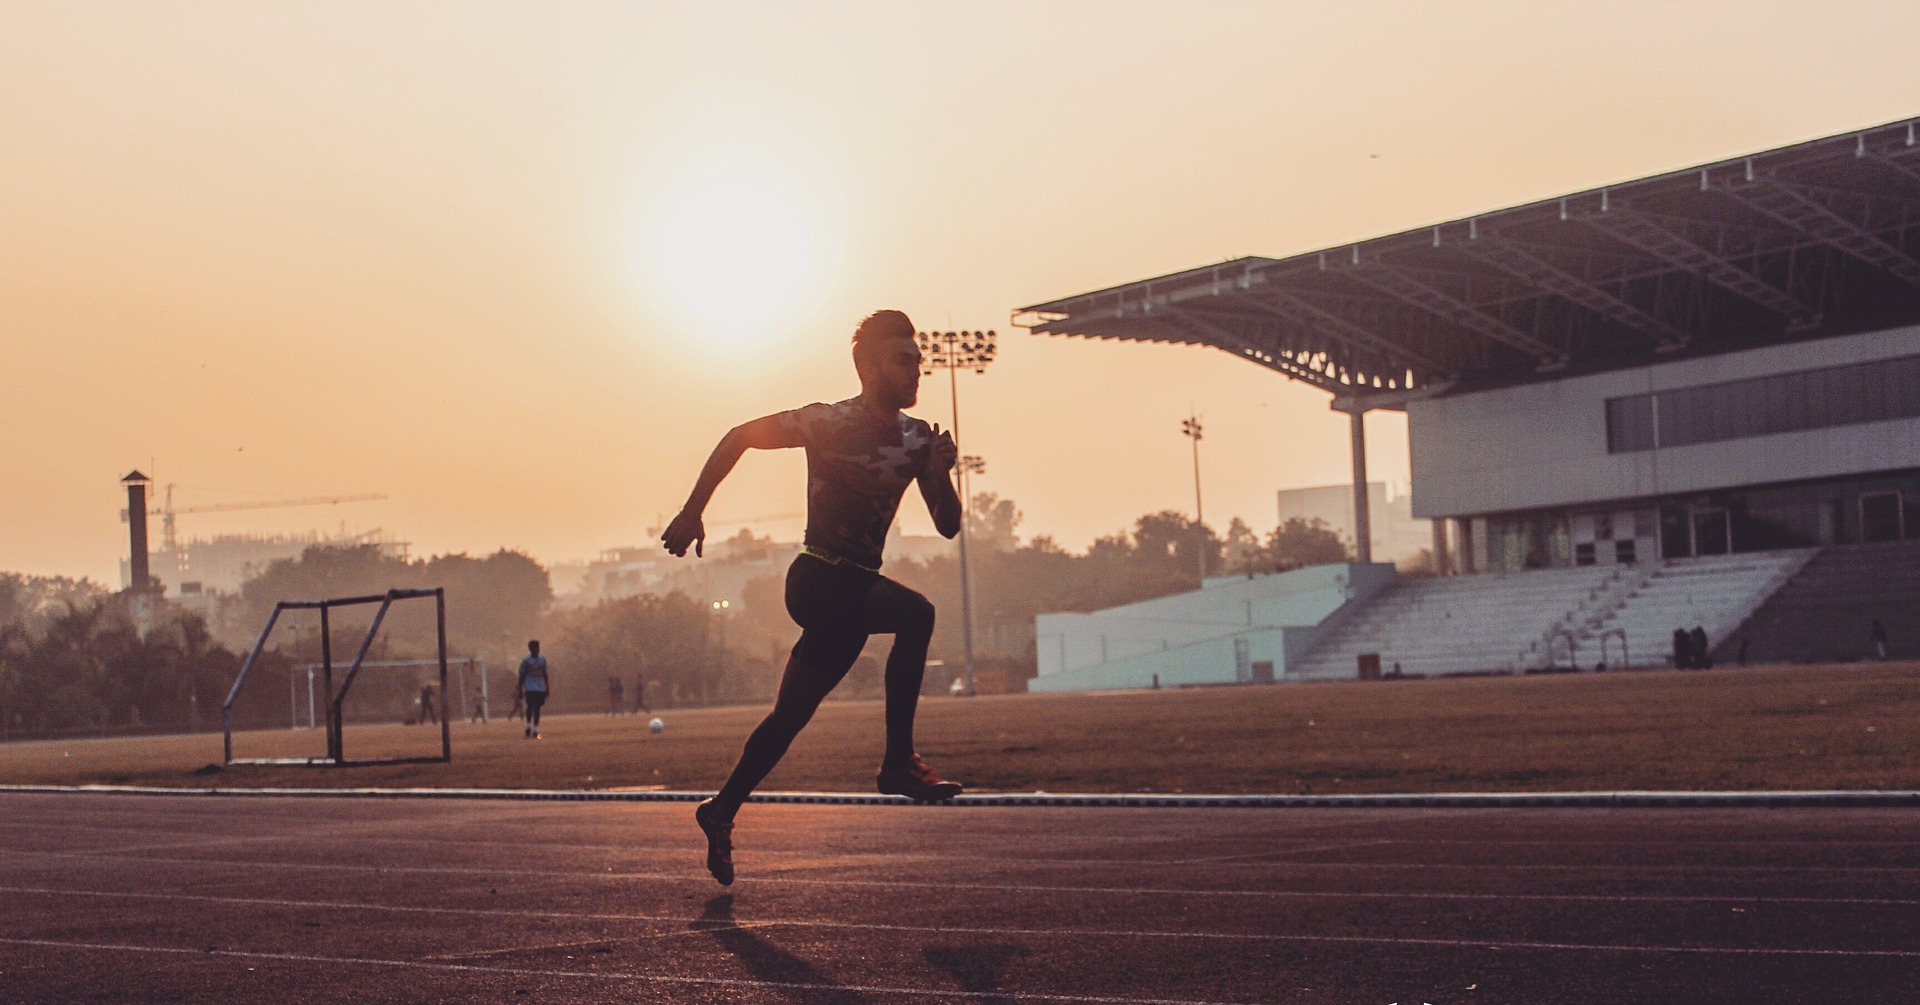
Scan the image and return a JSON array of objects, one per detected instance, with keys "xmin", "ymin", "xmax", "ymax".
[{"xmin": 1016, "ymin": 116, "xmax": 1920, "ymax": 403}]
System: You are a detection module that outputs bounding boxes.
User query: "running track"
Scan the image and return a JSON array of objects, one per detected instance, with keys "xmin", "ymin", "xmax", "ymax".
[{"xmin": 2, "ymin": 792, "xmax": 1917, "ymax": 1003}]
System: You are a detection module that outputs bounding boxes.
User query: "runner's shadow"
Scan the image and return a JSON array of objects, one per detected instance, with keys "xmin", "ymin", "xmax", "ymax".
[
  {"xmin": 923, "ymin": 944, "xmax": 1030, "ymax": 1002},
  {"xmin": 693, "ymin": 894, "xmax": 870, "ymax": 1004}
]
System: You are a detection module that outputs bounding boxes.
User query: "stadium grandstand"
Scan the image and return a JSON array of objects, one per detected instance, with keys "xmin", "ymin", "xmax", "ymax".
[{"xmin": 1017, "ymin": 115, "xmax": 1920, "ymax": 690}]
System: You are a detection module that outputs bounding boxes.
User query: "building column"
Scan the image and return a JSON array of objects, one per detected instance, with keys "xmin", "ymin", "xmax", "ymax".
[
  {"xmin": 1348, "ymin": 408, "xmax": 1372, "ymax": 564},
  {"xmin": 1432, "ymin": 518, "xmax": 1452, "ymax": 576}
]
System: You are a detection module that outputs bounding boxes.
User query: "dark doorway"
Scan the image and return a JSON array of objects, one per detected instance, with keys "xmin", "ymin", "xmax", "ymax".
[
  {"xmin": 1691, "ymin": 508, "xmax": 1731, "ymax": 556},
  {"xmin": 1862, "ymin": 491, "xmax": 1905, "ymax": 543}
]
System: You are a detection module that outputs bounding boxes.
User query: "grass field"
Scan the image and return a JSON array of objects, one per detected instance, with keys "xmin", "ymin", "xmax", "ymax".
[{"xmin": 5, "ymin": 662, "xmax": 1918, "ymax": 794}]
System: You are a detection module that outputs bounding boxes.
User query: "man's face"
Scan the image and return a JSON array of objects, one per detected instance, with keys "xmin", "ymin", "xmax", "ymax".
[{"xmin": 862, "ymin": 337, "xmax": 922, "ymax": 409}]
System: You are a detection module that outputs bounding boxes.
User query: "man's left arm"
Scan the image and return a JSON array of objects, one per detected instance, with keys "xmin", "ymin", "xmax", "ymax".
[{"xmin": 917, "ymin": 423, "xmax": 962, "ymax": 539}]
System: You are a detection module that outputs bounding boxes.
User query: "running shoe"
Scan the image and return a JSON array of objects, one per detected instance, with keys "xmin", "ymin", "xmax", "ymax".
[
  {"xmin": 876, "ymin": 754, "xmax": 963, "ymax": 801},
  {"xmin": 694, "ymin": 798, "xmax": 734, "ymax": 886}
]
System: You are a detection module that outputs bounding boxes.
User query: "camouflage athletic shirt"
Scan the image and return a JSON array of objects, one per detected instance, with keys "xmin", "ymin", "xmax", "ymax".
[{"xmin": 774, "ymin": 397, "xmax": 937, "ymax": 570}]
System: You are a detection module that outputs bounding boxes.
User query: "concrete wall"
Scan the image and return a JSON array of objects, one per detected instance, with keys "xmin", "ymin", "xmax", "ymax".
[
  {"xmin": 1408, "ymin": 327, "xmax": 1920, "ymax": 520},
  {"xmin": 1030, "ymin": 562, "xmax": 1396, "ymax": 692}
]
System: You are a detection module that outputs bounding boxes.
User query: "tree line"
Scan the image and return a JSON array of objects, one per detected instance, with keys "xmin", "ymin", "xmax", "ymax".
[
  {"xmin": 0, "ymin": 574, "xmax": 238, "ymax": 739},
  {"xmin": 0, "ymin": 498, "xmax": 1354, "ymax": 739}
]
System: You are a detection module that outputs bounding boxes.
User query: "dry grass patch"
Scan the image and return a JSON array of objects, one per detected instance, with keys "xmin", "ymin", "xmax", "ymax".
[{"xmin": 3, "ymin": 662, "xmax": 1916, "ymax": 794}]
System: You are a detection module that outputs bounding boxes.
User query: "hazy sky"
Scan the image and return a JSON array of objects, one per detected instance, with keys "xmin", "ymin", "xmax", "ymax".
[{"xmin": 7, "ymin": 1, "xmax": 1920, "ymax": 584}]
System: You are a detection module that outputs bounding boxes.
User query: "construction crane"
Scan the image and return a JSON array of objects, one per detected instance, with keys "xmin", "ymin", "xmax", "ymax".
[
  {"xmin": 707, "ymin": 511, "xmax": 804, "ymax": 530},
  {"xmin": 120, "ymin": 484, "xmax": 387, "ymax": 550}
]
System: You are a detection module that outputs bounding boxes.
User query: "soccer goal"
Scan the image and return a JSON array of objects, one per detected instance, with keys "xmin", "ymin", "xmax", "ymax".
[{"xmin": 222, "ymin": 587, "xmax": 452, "ymax": 766}]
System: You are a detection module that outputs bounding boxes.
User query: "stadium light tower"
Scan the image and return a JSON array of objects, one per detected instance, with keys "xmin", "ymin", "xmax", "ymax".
[
  {"xmin": 1181, "ymin": 414, "xmax": 1206, "ymax": 582},
  {"xmin": 710, "ymin": 598, "xmax": 730, "ymax": 706},
  {"xmin": 917, "ymin": 329, "xmax": 996, "ymax": 697}
]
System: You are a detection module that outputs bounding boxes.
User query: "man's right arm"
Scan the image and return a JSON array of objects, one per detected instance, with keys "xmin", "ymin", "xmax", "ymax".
[{"xmin": 661, "ymin": 412, "xmax": 802, "ymax": 557}]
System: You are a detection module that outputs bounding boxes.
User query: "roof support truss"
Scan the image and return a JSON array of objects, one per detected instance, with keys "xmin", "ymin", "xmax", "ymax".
[
  {"xmin": 1158, "ymin": 309, "xmax": 1344, "ymax": 391},
  {"xmin": 1338, "ymin": 263, "xmax": 1563, "ymax": 362},
  {"xmin": 1725, "ymin": 180, "xmax": 1920, "ymax": 288},
  {"xmin": 1240, "ymin": 288, "xmax": 1452, "ymax": 376},
  {"xmin": 1463, "ymin": 239, "xmax": 1691, "ymax": 350},
  {"xmin": 1582, "ymin": 208, "xmax": 1822, "ymax": 325}
]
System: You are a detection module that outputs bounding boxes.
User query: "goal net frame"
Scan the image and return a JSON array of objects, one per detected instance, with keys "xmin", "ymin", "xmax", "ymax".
[{"xmin": 222, "ymin": 587, "xmax": 451, "ymax": 766}]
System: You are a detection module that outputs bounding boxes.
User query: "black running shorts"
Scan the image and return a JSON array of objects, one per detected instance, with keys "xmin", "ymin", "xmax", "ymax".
[{"xmin": 785, "ymin": 552, "xmax": 881, "ymax": 672}]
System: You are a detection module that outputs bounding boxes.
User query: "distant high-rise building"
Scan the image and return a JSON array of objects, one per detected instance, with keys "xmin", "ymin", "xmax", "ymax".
[{"xmin": 1276, "ymin": 482, "xmax": 1430, "ymax": 565}]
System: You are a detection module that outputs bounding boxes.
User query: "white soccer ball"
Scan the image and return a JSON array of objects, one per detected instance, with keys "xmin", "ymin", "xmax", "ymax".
[{"xmin": 648, "ymin": 717, "xmax": 665, "ymax": 733}]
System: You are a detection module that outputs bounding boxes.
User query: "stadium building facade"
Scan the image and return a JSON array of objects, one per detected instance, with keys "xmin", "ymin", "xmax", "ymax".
[
  {"xmin": 1018, "ymin": 117, "xmax": 1920, "ymax": 689},
  {"xmin": 1417, "ymin": 326, "xmax": 1919, "ymax": 573}
]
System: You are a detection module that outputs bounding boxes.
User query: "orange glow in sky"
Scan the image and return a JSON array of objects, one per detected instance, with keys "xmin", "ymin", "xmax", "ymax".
[{"xmin": 5, "ymin": 2, "xmax": 1920, "ymax": 583}]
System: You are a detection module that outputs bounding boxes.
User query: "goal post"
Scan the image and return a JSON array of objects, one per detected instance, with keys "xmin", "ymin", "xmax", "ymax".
[{"xmin": 223, "ymin": 587, "xmax": 452, "ymax": 766}]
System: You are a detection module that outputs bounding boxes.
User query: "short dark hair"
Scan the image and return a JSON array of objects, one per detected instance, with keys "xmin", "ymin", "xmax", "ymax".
[{"xmin": 851, "ymin": 310, "xmax": 915, "ymax": 371}]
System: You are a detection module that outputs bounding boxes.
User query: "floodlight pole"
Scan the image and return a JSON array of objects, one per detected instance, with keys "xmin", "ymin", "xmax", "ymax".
[
  {"xmin": 288, "ymin": 623, "xmax": 300, "ymax": 730},
  {"xmin": 1182, "ymin": 415, "xmax": 1205, "ymax": 583},
  {"xmin": 711, "ymin": 599, "xmax": 730, "ymax": 706},
  {"xmin": 918, "ymin": 329, "xmax": 996, "ymax": 697}
]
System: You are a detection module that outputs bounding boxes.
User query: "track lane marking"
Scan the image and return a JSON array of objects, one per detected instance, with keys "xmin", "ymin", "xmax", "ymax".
[
  {"xmin": 6, "ymin": 881, "xmax": 1917, "ymax": 934},
  {"xmin": 6, "ymin": 924, "xmax": 1920, "ymax": 972},
  {"xmin": 13, "ymin": 844, "xmax": 1919, "ymax": 883},
  {"xmin": 1170, "ymin": 840, "xmax": 1399, "ymax": 863},
  {"xmin": 0, "ymin": 937, "xmax": 1265, "ymax": 1005}
]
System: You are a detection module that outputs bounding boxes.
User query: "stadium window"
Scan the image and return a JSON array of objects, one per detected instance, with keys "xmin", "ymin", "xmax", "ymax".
[
  {"xmin": 1605, "ymin": 394, "xmax": 1656, "ymax": 453},
  {"xmin": 1614, "ymin": 539, "xmax": 1637, "ymax": 564},
  {"xmin": 1611, "ymin": 354, "xmax": 1920, "ymax": 454},
  {"xmin": 1574, "ymin": 542, "xmax": 1596, "ymax": 566}
]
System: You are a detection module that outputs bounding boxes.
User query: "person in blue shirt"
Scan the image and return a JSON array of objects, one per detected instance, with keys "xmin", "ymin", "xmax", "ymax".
[{"xmin": 516, "ymin": 640, "xmax": 549, "ymax": 739}]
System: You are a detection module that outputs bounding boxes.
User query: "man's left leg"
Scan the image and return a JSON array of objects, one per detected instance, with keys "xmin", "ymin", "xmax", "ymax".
[{"xmin": 864, "ymin": 577, "xmax": 962, "ymax": 800}]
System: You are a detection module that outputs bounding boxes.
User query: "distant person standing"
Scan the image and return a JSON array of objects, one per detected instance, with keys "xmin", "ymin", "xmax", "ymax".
[
  {"xmin": 1870, "ymin": 618, "xmax": 1889, "ymax": 660},
  {"xmin": 631, "ymin": 676, "xmax": 651, "ymax": 715},
  {"xmin": 608, "ymin": 677, "xmax": 625, "ymax": 716},
  {"xmin": 518, "ymin": 640, "xmax": 550, "ymax": 739},
  {"xmin": 1672, "ymin": 627, "xmax": 1691, "ymax": 670},
  {"xmin": 1690, "ymin": 626, "xmax": 1711, "ymax": 670},
  {"xmin": 417, "ymin": 684, "xmax": 438, "ymax": 725}
]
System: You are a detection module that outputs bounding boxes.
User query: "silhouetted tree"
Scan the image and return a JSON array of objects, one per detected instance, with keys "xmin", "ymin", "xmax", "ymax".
[
  {"xmin": 1263, "ymin": 517, "xmax": 1351, "ymax": 570},
  {"xmin": 546, "ymin": 592, "xmax": 715, "ymax": 711}
]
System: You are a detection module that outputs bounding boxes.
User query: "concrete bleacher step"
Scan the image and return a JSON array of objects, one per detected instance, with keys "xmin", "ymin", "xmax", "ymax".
[
  {"xmin": 1291, "ymin": 566, "xmax": 1619, "ymax": 679},
  {"xmin": 1569, "ymin": 550, "xmax": 1812, "ymax": 670},
  {"xmin": 1291, "ymin": 550, "xmax": 1814, "ymax": 680},
  {"xmin": 1724, "ymin": 540, "xmax": 1920, "ymax": 664}
]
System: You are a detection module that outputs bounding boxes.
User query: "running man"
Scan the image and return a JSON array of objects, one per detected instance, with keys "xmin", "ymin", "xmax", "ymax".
[
  {"xmin": 517, "ymin": 640, "xmax": 549, "ymax": 739},
  {"xmin": 663, "ymin": 309, "xmax": 964, "ymax": 886}
]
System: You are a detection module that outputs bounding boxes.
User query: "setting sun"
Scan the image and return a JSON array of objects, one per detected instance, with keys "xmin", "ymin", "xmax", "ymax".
[{"xmin": 630, "ymin": 165, "xmax": 841, "ymax": 356}]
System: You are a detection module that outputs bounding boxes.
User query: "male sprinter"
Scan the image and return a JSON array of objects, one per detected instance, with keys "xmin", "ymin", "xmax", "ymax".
[{"xmin": 662, "ymin": 310, "xmax": 963, "ymax": 885}]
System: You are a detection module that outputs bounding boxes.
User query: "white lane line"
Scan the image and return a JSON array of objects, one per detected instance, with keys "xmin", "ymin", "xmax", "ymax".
[
  {"xmin": 10, "ymin": 815, "xmax": 1917, "ymax": 863},
  {"xmin": 0, "ymin": 822, "xmax": 1392, "ymax": 869},
  {"xmin": 7, "ymin": 845, "xmax": 1912, "ymax": 891},
  {"xmin": 9, "ymin": 811, "xmax": 1913, "ymax": 852},
  {"xmin": 1170, "ymin": 840, "xmax": 1400, "ymax": 864},
  {"xmin": 5, "ymin": 878, "xmax": 1916, "ymax": 933},
  {"xmin": 6, "ymin": 921, "xmax": 1919, "ymax": 976},
  {"xmin": 0, "ymin": 937, "xmax": 1262, "ymax": 1005}
]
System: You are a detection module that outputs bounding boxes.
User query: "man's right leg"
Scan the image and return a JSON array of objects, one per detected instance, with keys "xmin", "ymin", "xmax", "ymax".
[
  {"xmin": 697, "ymin": 644, "xmax": 856, "ymax": 885},
  {"xmin": 709, "ymin": 648, "xmax": 853, "ymax": 820}
]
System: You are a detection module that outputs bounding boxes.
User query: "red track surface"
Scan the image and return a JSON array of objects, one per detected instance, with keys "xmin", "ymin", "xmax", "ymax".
[{"xmin": 3, "ymin": 792, "xmax": 1917, "ymax": 1003}]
